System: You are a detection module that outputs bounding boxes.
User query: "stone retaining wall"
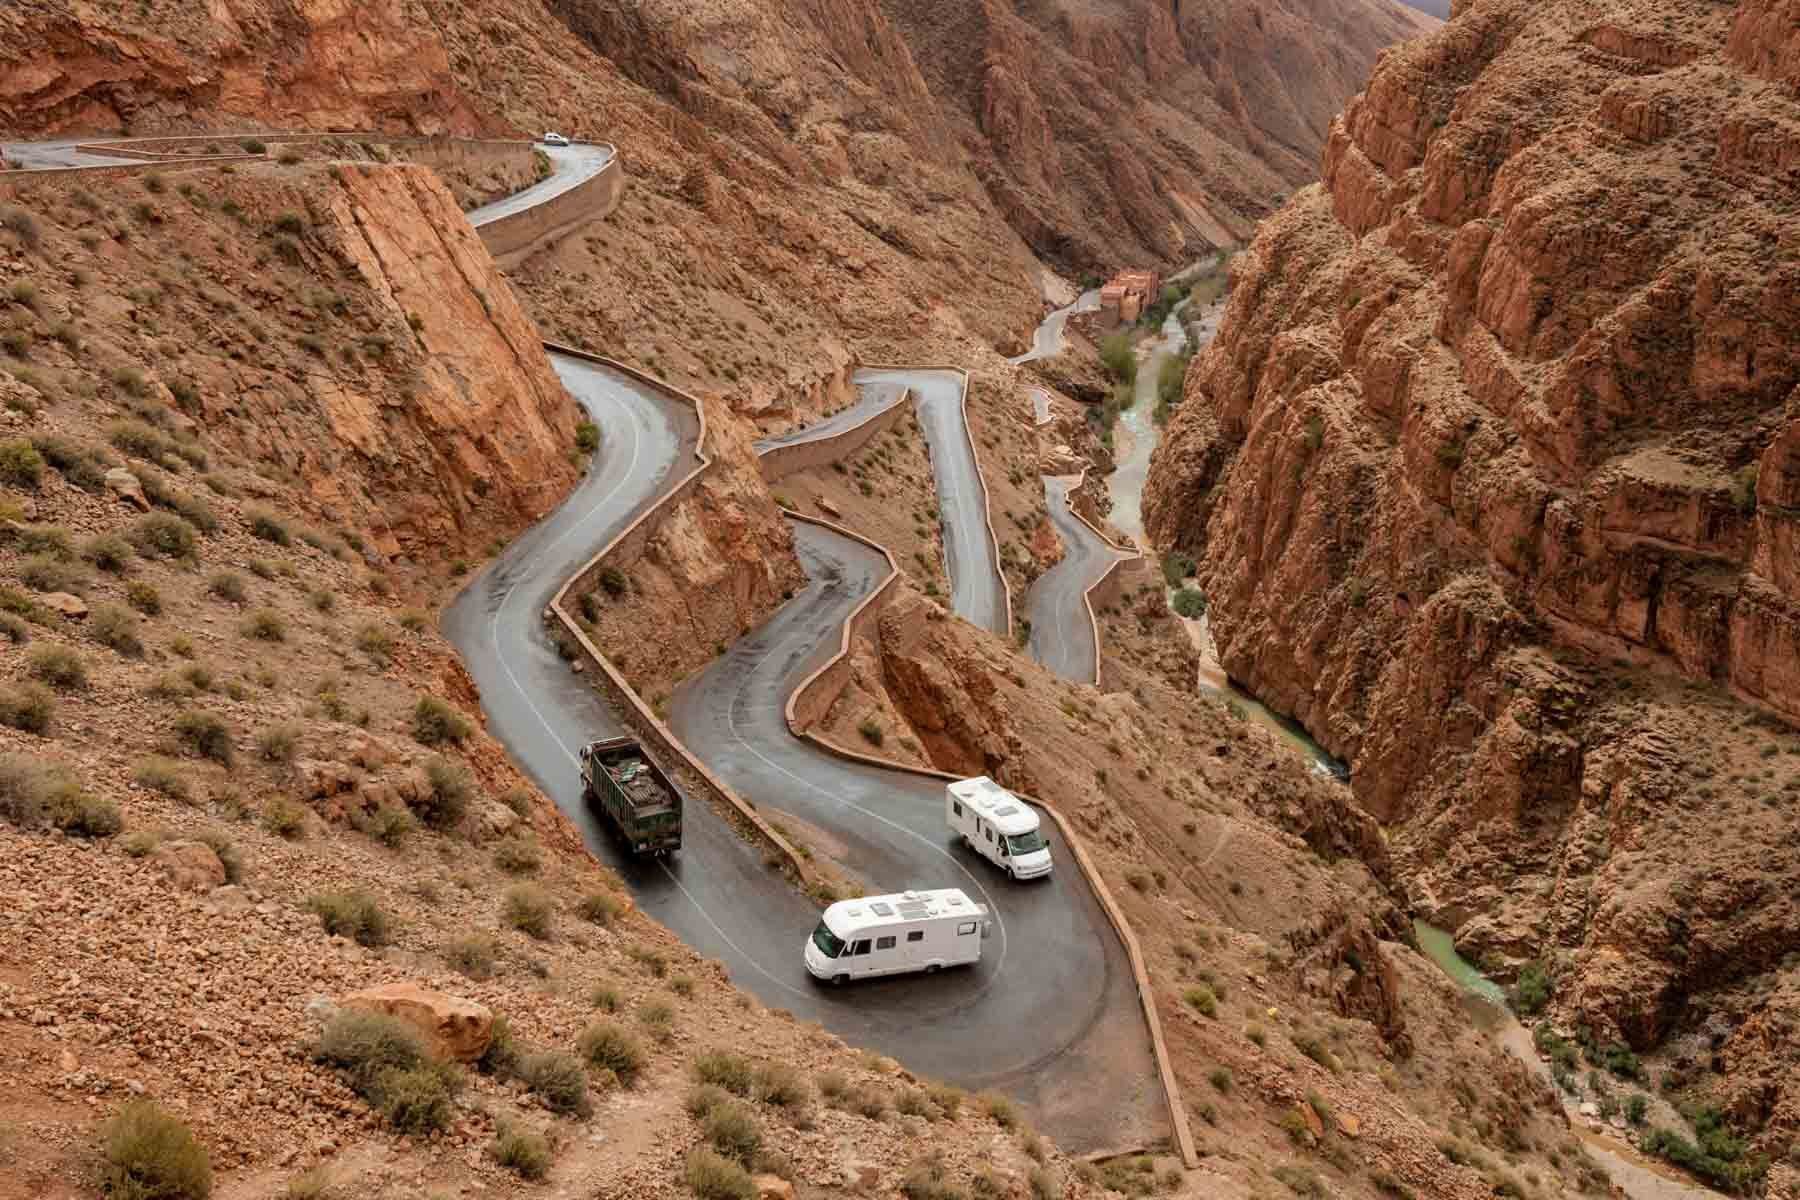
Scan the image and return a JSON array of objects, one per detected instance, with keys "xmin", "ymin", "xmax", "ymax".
[
  {"xmin": 479, "ymin": 151, "xmax": 623, "ymax": 269},
  {"xmin": 758, "ymin": 387, "xmax": 909, "ymax": 484},
  {"xmin": 539, "ymin": 344, "xmax": 816, "ymax": 891}
]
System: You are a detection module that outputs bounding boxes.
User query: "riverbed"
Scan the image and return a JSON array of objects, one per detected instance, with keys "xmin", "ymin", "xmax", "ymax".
[{"xmin": 1105, "ymin": 291, "xmax": 1346, "ymax": 777}]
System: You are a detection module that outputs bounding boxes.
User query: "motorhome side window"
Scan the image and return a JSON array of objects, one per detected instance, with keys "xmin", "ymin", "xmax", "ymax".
[
  {"xmin": 957, "ymin": 921, "xmax": 977, "ymax": 935},
  {"xmin": 952, "ymin": 801, "xmax": 963, "ymax": 817},
  {"xmin": 850, "ymin": 939, "xmax": 871, "ymax": 956},
  {"xmin": 876, "ymin": 936, "xmax": 896, "ymax": 950},
  {"xmin": 906, "ymin": 931, "xmax": 924, "ymax": 942}
]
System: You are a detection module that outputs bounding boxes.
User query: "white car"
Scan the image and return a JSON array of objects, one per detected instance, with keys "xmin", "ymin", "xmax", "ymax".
[{"xmin": 541, "ymin": 132, "xmax": 570, "ymax": 147}]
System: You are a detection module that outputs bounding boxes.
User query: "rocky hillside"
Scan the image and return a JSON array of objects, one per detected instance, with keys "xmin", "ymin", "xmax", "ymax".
[
  {"xmin": 1144, "ymin": 0, "xmax": 1800, "ymax": 1174},
  {"xmin": 1, "ymin": 0, "xmax": 1432, "ymax": 396},
  {"xmin": 882, "ymin": 0, "xmax": 1437, "ymax": 271}
]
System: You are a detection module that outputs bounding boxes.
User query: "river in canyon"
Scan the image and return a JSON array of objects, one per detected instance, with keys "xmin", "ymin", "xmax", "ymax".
[{"xmin": 1105, "ymin": 288, "xmax": 1347, "ymax": 778}]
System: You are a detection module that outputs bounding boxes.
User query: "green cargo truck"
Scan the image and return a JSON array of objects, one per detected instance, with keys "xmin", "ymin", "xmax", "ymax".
[{"xmin": 579, "ymin": 736, "xmax": 683, "ymax": 855}]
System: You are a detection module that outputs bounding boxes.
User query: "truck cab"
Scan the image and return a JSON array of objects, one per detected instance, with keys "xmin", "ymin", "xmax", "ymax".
[{"xmin": 946, "ymin": 776, "xmax": 1052, "ymax": 880}]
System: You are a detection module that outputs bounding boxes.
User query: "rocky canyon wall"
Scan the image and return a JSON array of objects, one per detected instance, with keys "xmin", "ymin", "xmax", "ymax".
[{"xmin": 1142, "ymin": 0, "xmax": 1800, "ymax": 1145}]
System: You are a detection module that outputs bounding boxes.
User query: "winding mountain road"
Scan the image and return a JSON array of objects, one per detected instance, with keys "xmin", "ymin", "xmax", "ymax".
[
  {"xmin": 850, "ymin": 368, "xmax": 1008, "ymax": 637},
  {"xmin": 1010, "ymin": 292, "xmax": 1133, "ymax": 685},
  {"xmin": 1028, "ymin": 477, "xmax": 1131, "ymax": 683},
  {"xmin": 465, "ymin": 142, "xmax": 615, "ymax": 227},
  {"xmin": 9, "ymin": 131, "xmax": 1162, "ymax": 1153}
]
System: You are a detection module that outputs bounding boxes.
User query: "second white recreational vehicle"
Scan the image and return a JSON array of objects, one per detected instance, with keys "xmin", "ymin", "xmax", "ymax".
[
  {"xmin": 804, "ymin": 888, "xmax": 991, "ymax": 984},
  {"xmin": 946, "ymin": 776, "xmax": 1053, "ymax": 880}
]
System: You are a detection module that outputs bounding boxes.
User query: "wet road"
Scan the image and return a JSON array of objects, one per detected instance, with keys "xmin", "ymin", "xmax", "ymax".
[
  {"xmin": 754, "ymin": 383, "xmax": 907, "ymax": 453},
  {"xmin": 465, "ymin": 143, "xmax": 615, "ymax": 227},
  {"xmin": 0, "ymin": 137, "xmax": 148, "ymax": 169},
  {"xmin": 1027, "ymin": 477, "xmax": 1131, "ymax": 684},
  {"xmin": 851, "ymin": 368, "xmax": 1008, "ymax": 636},
  {"xmin": 1006, "ymin": 289, "xmax": 1101, "ymax": 365},
  {"xmin": 667, "ymin": 521, "xmax": 1154, "ymax": 1150}
]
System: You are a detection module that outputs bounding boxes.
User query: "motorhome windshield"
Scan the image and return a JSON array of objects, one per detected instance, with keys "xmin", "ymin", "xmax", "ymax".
[
  {"xmin": 810, "ymin": 921, "xmax": 846, "ymax": 959},
  {"xmin": 1006, "ymin": 829, "xmax": 1047, "ymax": 855}
]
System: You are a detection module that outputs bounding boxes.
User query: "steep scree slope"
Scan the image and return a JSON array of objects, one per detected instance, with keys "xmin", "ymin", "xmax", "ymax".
[{"xmin": 1143, "ymin": 0, "xmax": 1800, "ymax": 1148}]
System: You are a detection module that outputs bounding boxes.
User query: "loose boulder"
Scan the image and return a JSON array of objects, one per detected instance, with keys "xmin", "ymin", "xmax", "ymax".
[
  {"xmin": 341, "ymin": 981, "xmax": 493, "ymax": 1063},
  {"xmin": 38, "ymin": 592, "xmax": 88, "ymax": 619},
  {"xmin": 105, "ymin": 468, "xmax": 150, "ymax": 511},
  {"xmin": 152, "ymin": 841, "xmax": 227, "ymax": 893}
]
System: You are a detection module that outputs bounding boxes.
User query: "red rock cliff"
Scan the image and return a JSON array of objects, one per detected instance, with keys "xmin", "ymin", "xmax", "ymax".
[{"xmin": 1142, "ymin": 0, "xmax": 1800, "ymax": 1131}]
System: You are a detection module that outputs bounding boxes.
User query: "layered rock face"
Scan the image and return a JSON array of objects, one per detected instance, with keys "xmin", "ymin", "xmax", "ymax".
[
  {"xmin": 882, "ymin": 0, "xmax": 1436, "ymax": 272},
  {"xmin": 1143, "ymin": 0, "xmax": 1800, "ymax": 1133}
]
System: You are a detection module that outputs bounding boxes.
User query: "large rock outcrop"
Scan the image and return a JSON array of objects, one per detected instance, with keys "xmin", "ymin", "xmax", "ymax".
[{"xmin": 1142, "ymin": 0, "xmax": 1800, "ymax": 1137}]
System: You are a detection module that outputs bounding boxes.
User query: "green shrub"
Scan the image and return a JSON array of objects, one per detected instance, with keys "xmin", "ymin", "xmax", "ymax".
[
  {"xmin": 493, "ymin": 835, "xmax": 542, "ymax": 875},
  {"xmin": 0, "ymin": 612, "xmax": 28, "ymax": 643},
  {"xmin": 857, "ymin": 718, "xmax": 884, "ymax": 746},
  {"xmin": 503, "ymin": 883, "xmax": 555, "ymax": 939},
  {"xmin": 0, "ymin": 438, "xmax": 45, "ymax": 488},
  {"xmin": 263, "ymin": 797, "xmax": 307, "ymax": 839},
  {"xmin": 130, "ymin": 512, "xmax": 198, "ymax": 559},
  {"xmin": 308, "ymin": 890, "xmax": 391, "ymax": 946},
  {"xmin": 31, "ymin": 435, "xmax": 108, "ymax": 492},
  {"xmin": 693, "ymin": 1049, "xmax": 755, "ymax": 1096},
  {"xmin": 355, "ymin": 623, "xmax": 393, "ymax": 664},
  {"xmin": 246, "ymin": 508, "xmax": 291, "ymax": 545},
  {"xmin": 979, "ymin": 1091, "xmax": 1017, "ymax": 1128},
  {"xmin": 374, "ymin": 1062, "xmax": 461, "ymax": 1134},
  {"xmin": 207, "ymin": 571, "xmax": 246, "ymax": 602},
  {"xmin": 174, "ymin": 709, "xmax": 234, "ymax": 764},
  {"xmin": 90, "ymin": 602, "xmax": 144, "ymax": 656},
  {"xmin": 900, "ymin": 1156, "xmax": 965, "ymax": 1200},
  {"xmin": 133, "ymin": 756, "xmax": 191, "ymax": 801},
  {"xmin": 55, "ymin": 789, "xmax": 121, "ymax": 837},
  {"xmin": 704, "ymin": 1100, "xmax": 762, "ymax": 1162},
  {"xmin": 599, "ymin": 566, "xmax": 627, "ymax": 597},
  {"xmin": 490, "ymin": 1124, "xmax": 552, "ymax": 1180},
  {"xmin": 99, "ymin": 1100, "xmax": 213, "ymax": 1200},
  {"xmin": 0, "ymin": 755, "xmax": 84, "ymax": 827},
  {"xmin": 417, "ymin": 756, "xmax": 472, "ymax": 828},
  {"xmin": 751, "ymin": 1062, "xmax": 808, "ymax": 1110},
  {"xmin": 82, "ymin": 534, "xmax": 135, "ymax": 574},
  {"xmin": 257, "ymin": 723, "xmax": 300, "ymax": 764},
  {"xmin": 577, "ymin": 1021, "xmax": 645, "ymax": 1085},
  {"xmin": 27, "ymin": 643, "xmax": 87, "ymax": 690},
  {"xmin": 18, "ymin": 553, "xmax": 85, "ymax": 594},
  {"xmin": 1171, "ymin": 588, "xmax": 1207, "ymax": 619},
  {"xmin": 12, "ymin": 523, "xmax": 73, "ymax": 558},
  {"xmin": 577, "ymin": 890, "xmax": 624, "ymax": 925},
  {"xmin": 473, "ymin": 1012, "xmax": 519, "ymax": 1078},
  {"xmin": 688, "ymin": 1083, "xmax": 731, "ymax": 1118},
  {"xmin": 412, "ymin": 694, "xmax": 471, "ymax": 745},
  {"xmin": 1184, "ymin": 984, "xmax": 1218, "ymax": 1017},
  {"xmin": 1626, "ymin": 1093, "xmax": 1649, "ymax": 1125},
  {"xmin": 127, "ymin": 581, "xmax": 163, "ymax": 615},
  {"xmin": 241, "ymin": 607, "xmax": 285, "ymax": 642},
  {"xmin": 399, "ymin": 609, "xmax": 428, "ymax": 632},
  {"xmin": 1099, "ymin": 332, "xmax": 1138, "ymax": 384},
  {"xmin": 0, "ymin": 683, "xmax": 55, "ymax": 734},
  {"xmin": 575, "ymin": 420, "xmax": 600, "ymax": 453},
  {"xmin": 107, "ymin": 419, "xmax": 173, "ymax": 462},
  {"xmin": 447, "ymin": 935, "xmax": 498, "ymax": 981},
  {"xmin": 685, "ymin": 1148, "xmax": 755, "ymax": 1200},
  {"xmin": 362, "ymin": 804, "xmax": 416, "ymax": 849},
  {"xmin": 1512, "ymin": 960, "xmax": 1553, "ymax": 1015},
  {"xmin": 520, "ymin": 1049, "xmax": 592, "ymax": 1116},
  {"xmin": 1209, "ymin": 1067, "xmax": 1233, "ymax": 1093}
]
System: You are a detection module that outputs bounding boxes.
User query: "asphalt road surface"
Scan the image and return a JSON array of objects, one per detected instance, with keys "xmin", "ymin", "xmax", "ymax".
[
  {"xmin": 1006, "ymin": 289, "xmax": 1101, "ymax": 365},
  {"xmin": 1026, "ymin": 476, "xmax": 1131, "ymax": 684},
  {"xmin": 445, "ymin": 359, "xmax": 1157, "ymax": 1152},
  {"xmin": 0, "ymin": 137, "xmax": 148, "ymax": 169},
  {"xmin": 753, "ymin": 382, "xmax": 907, "ymax": 453},
  {"xmin": 851, "ymin": 368, "xmax": 1008, "ymax": 636},
  {"xmin": 668, "ymin": 520, "xmax": 1155, "ymax": 1151},
  {"xmin": 466, "ymin": 142, "xmax": 615, "ymax": 228}
]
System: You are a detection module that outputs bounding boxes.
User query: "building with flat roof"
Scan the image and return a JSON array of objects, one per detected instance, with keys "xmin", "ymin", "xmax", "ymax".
[{"xmin": 1098, "ymin": 269, "xmax": 1161, "ymax": 328}]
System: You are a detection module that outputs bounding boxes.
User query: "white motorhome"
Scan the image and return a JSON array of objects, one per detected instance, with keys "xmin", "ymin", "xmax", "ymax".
[
  {"xmin": 804, "ymin": 888, "xmax": 991, "ymax": 984},
  {"xmin": 946, "ymin": 776, "xmax": 1052, "ymax": 880}
]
